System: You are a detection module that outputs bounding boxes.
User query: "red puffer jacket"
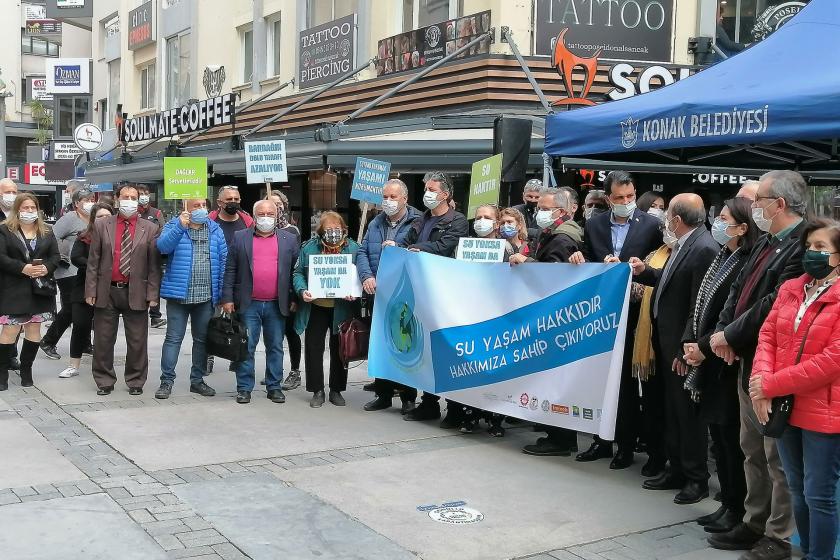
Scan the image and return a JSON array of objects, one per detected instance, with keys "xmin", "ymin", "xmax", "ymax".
[{"xmin": 753, "ymin": 274, "xmax": 840, "ymax": 433}]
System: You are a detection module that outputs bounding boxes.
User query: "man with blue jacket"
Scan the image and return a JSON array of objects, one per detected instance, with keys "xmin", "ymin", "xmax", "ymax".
[
  {"xmin": 357, "ymin": 179, "xmax": 422, "ymax": 413},
  {"xmin": 154, "ymin": 199, "xmax": 227, "ymax": 400}
]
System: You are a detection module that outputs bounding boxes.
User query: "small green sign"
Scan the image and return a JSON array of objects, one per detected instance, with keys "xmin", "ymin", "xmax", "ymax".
[
  {"xmin": 467, "ymin": 154, "xmax": 502, "ymax": 217},
  {"xmin": 163, "ymin": 157, "xmax": 208, "ymax": 200}
]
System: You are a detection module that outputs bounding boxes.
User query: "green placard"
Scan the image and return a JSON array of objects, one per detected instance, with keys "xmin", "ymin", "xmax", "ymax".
[
  {"xmin": 163, "ymin": 157, "xmax": 208, "ymax": 200},
  {"xmin": 467, "ymin": 154, "xmax": 502, "ymax": 217}
]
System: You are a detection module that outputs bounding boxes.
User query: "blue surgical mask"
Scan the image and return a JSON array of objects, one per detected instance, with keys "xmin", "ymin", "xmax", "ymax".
[
  {"xmin": 190, "ymin": 208, "xmax": 209, "ymax": 224},
  {"xmin": 499, "ymin": 223, "xmax": 518, "ymax": 239},
  {"xmin": 711, "ymin": 219, "xmax": 735, "ymax": 246}
]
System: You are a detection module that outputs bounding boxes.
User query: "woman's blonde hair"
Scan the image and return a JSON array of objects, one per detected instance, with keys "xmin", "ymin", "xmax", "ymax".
[
  {"xmin": 316, "ymin": 210, "xmax": 347, "ymax": 236},
  {"xmin": 5, "ymin": 193, "xmax": 49, "ymax": 237},
  {"xmin": 499, "ymin": 207, "xmax": 529, "ymax": 242}
]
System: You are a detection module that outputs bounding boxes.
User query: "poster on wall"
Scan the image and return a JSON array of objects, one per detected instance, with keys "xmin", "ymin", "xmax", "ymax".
[
  {"xmin": 533, "ymin": 0, "xmax": 674, "ymax": 63},
  {"xmin": 376, "ymin": 10, "xmax": 492, "ymax": 77},
  {"xmin": 299, "ymin": 14, "xmax": 355, "ymax": 89}
]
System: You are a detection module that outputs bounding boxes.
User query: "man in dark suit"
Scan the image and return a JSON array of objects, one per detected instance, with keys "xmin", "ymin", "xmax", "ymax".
[
  {"xmin": 630, "ymin": 193, "xmax": 719, "ymax": 504},
  {"xmin": 221, "ymin": 200, "xmax": 299, "ymax": 405},
  {"xmin": 569, "ymin": 171, "xmax": 663, "ymax": 471},
  {"xmin": 85, "ymin": 185, "xmax": 162, "ymax": 396},
  {"xmin": 707, "ymin": 171, "xmax": 807, "ymax": 558}
]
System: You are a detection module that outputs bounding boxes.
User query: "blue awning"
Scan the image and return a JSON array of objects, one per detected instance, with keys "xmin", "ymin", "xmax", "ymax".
[{"xmin": 545, "ymin": 0, "xmax": 840, "ymax": 159}]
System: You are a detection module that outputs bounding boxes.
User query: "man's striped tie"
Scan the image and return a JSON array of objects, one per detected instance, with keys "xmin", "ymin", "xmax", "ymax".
[{"xmin": 119, "ymin": 224, "xmax": 132, "ymax": 277}]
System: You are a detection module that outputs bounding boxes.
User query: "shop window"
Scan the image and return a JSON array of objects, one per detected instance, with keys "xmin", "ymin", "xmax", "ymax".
[
  {"xmin": 140, "ymin": 63, "xmax": 156, "ymax": 111},
  {"xmin": 21, "ymin": 35, "xmax": 60, "ymax": 57},
  {"xmin": 240, "ymin": 26, "xmax": 254, "ymax": 84},
  {"xmin": 307, "ymin": 0, "xmax": 358, "ymax": 26},
  {"xmin": 165, "ymin": 32, "xmax": 191, "ymax": 109},
  {"xmin": 403, "ymin": 0, "xmax": 462, "ymax": 31},
  {"xmin": 56, "ymin": 96, "xmax": 91, "ymax": 138}
]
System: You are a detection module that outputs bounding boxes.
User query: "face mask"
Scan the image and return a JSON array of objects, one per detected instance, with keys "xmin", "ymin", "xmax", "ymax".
[
  {"xmin": 1, "ymin": 193, "xmax": 17, "ymax": 208},
  {"xmin": 473, "ymin": 218, "xmax": 495, "ymax": 237},
  {"xmin": 223, "ymin": 203, "xmax": 240, "ymax": 216},
  {"xmin": 711, "ymin": 219, "xmax": 736, "ymax": 246},
  {"xmin": 190, "ymin": 208, "xmax": 209, "ymax": 224},
  {"xmin": 277, "ymin": 211, "xmax": 289, "ymax": 228},
  {"xmin": 322, "ymin": 228, "xmax": 344, "ymax": 245},
  {"xmin": 82, "ymin": 202, "xmax": 95, "ymax": 215},
  {"xmin": 802, "ymin": 250, "xmax": 837, "ymax": 280},
  {"xmin": 119, "ymin": 200, "xmax": 138, "ymax": 217},
  {"xmin": 664, "ymin": 216, "xmax": 678, "ymax": 240},
  {"xmin": 535, "ymin": 209, "xmax": 557, "ymax": 230},
  {"xmin": 423, "ymin": 190, "xmax": 442, "ymax": 210},
  {"xmin": 662, "ymin": 227, "xmax": 678, "ymax": 248},
  {"xmin": 499, "ymin": 223, "xmax": 518, "ymax": 239},
  {"xmin": 382, "ymin": 199, "xmax": 401, "ymax": 217},
  {"xmin": 138, "ymin": 195, "xmax": 150, "ymax": 206},
  {"xmin": 256, "ymin": 216, "xmax": 276, "ymax": 233},
  {"xmin": 525, "ymin": 200, "xmax": 537, "ymax": 210},
  {"xmin": 18, "ymin": 211, "xmax": 38, "ymax": 224},
  {"xmin": 751, "ymin": 204, "xmax": 776, "ymax": 233},
  {"xmin": 611, "ymin": 200, "xmax": 637, "ymax": 218},
  {"xmin": 647, "ymin": 208, "xmax": 666, "ymax": 223}
]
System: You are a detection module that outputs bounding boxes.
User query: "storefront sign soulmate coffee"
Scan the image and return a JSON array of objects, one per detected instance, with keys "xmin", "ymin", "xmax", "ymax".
[{"xmin": 121, "ymin": 94, "xmax": 234, "ymax": 143}]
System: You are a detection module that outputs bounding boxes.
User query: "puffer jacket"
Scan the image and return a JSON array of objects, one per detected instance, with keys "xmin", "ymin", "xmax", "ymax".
[
  {"xmin": 752, "ymin": 274, "xmax": 840, "ymax": 434},
  {"xmin": 357, "ymin": 205, "xmax": 422, "ymax": 282},
  {"xmin": 157, "ymin": 218, "xmax": 228, "ymax": 306}
]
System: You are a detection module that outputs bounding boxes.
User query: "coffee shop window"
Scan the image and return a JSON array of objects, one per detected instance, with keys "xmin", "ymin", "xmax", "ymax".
[
  {"xmin": 307, "ymin": 0, "xmax": 358, "ymax": 27},
  {"xmin": 403, "ymin": 0, "xmax": 463, "ymax": 31}
]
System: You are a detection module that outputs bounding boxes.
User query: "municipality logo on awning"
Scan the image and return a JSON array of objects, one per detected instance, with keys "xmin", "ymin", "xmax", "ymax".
[{"xmin": 619, "ymin": 106, "xmax": 770, "ymax": 149}]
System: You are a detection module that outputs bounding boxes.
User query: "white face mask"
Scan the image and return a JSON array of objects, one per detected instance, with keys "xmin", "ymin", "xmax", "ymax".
[
  {"xmin": 611, "ymin": 200, "xmax": 637, "ymax": 218},
  {"xmin": 82, "ymin": 202, "xmax": 94, "ymax": 215},
  {"xmin": 256, "ymin": 216, "xmax": 276, "ymax": 233},
  {"xmin": 473, "ymin": 218, "xmax": 495, "ymax": 237},
  {"xmin": 18, "ymin": 211, "xmax": 38, "ymax": 224},
  {"xmin": 423, "ymin": 190, "xmax": 442, "ymax": 210},
  {"xmin": 382, "ymin": 199, "xmax": 401, "ymax": 217},
  {"xmin": 647, "ymin": 208, "xmax": 666, "ymax": 223},
  {"xmin": 119, "ymin": 199, "xmax": 138, "ymax": 217},
  {"xmin": 1, "ymin": 193, "xmax": 17, "ymax": 208},
  {"xmin": 138, "ymin": 194, "xmax": 150, "ymax": 206},
  {"xmin": 752, "ymin": 205, "xmax": 775, "ymax": 233},
  {"xmin": 535, "ymin": 209, "xmax": 557, "ymax": 230},
  {"xmin": 663, "ymin": 227, "xmax": 678, "ymax": 248}
]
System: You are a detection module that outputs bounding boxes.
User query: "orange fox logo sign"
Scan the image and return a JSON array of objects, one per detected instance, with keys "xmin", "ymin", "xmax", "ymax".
[{"xmin": 551, "ymin": 28, "xmax": 601, "ymax": 107}]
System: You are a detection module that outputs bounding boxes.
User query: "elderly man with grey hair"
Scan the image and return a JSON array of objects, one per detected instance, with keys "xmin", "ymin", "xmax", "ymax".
[
  {"xmin": 59, "ymin": 179, "xmax": 86, "ymax": 219},
  {"xmin": 707, "ymin": 170, "xmax": 808, "ymax": 556},
  {"xmin": 0, "ymin": 178, "xmax": 18, "ymax": 221},
  {"xmin": 512, "ymin": 178, "xmax": 543, "ymax": 241},
  {"xmin": 221, "ymin": 199, "xmax": 299, "ymax": 404}
]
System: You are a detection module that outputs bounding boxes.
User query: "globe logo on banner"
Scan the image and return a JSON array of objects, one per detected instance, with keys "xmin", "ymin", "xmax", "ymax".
[
  {"xmin": 620, "ymin": 117, "xmax": 640, "ymax": 149},
  {"xmin": 383, "ymin": 267, "xmax": 424, "ymax": 369}
]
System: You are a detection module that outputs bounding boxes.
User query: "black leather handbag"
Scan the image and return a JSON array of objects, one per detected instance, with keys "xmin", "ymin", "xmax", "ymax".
[{"xmin": 206, "ymin": 314, "xmax": 249, "ymax": 362}]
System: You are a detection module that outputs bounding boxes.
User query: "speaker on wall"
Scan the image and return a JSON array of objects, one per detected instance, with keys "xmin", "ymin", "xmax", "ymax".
[{"xmin": 493, "ymin": 117, "xmax": 533, "ymax": 184}]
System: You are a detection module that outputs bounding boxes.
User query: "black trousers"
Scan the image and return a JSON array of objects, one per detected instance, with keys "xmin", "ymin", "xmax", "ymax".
[
  {"xmin": 374, "ymin": 378, "xmax": 418, "ymax": 402},
  {"xmin": 304, "ymin": 304, "xmax": 347, "ymax": 393},
  {"xmin": 285, "ymin": 313, "xmax": 301, "ymax": 370},
  {"xmin": 710, "ymin": 421, "xmax": 747, "ymax": 512},
  {"xmin": 641, "ymin": 372, "xmax": 667, "ymax": 461},
  {"xmin": 69, "ymin": 302, "xmax": 94, "ymax": 359},
  {"xmin": 41, "ymin": 276, "xmax": 75, "ymax": 346},
  {"xmin": 661, "ymin": 362, "xmax": 709, "ymax": 482}
]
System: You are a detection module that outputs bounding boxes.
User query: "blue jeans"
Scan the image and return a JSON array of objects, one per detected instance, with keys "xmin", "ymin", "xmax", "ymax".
[
  {"xmin": 778, "ymin": 426, "xmax": 840, "ymax": 560},
  {"xmin": 160, "ymin": 300, "xmax": 213, "ymax": 385},
  {"xmin": 235, "ymin": 300, "xmax": 285, "ymax": 392}
]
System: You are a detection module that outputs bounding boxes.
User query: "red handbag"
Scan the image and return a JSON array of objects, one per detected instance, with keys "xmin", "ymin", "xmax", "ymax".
[{"xmin": 338, "ymin": 315, "xmax": 371, "ymax": 366}]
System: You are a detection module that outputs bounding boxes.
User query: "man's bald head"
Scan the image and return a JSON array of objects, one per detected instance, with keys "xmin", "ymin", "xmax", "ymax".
[
  {"xmin": 668, "ymin": 193, "xmax": 706, "ymax": 233},
  {"xmin": 736, "ymin": 180, "xmax": 759, "ymax": 201}
]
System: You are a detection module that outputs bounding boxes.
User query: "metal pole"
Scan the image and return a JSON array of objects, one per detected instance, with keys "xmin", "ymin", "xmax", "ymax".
[
  {"xmin": 341, "ymin": 30, "xmax": 493, "ymax": 124},
  {"xmin": 502, "ymin": 27, "xmax": 553, "ymax": 114},
  {"xmin": 244, "ymin": 57, "xmax": 376, "ymax": 138}
]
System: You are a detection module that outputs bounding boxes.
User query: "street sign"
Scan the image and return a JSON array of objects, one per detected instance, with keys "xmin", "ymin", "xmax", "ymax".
[{"xmin": 73, "ymin": 122, "xmax": 103, "ymax": 152}]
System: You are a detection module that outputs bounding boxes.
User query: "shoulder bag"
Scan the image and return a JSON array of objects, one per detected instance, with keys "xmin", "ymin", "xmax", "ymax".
[{"xmin": 206, "ymin": 313, "xmax": 250, "ymax": 362}]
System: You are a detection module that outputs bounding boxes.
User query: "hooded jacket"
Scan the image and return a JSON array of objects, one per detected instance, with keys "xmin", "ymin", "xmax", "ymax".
[{"xmin": 529, "ymin": 218, "xmax": 583, "ymax": 263}]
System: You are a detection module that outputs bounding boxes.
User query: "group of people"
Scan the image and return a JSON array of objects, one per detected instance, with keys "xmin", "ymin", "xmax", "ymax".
[{"xmin": 0, "ymin": 166, "xmax": 836, "ymax": 560}]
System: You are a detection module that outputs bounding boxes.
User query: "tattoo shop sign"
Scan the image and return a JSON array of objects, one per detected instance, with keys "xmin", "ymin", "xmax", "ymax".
[
  {"xmin": 308, "ymin": 254, "xmax": 363, "ymax": 299},
  {"xmin": 121, "ymin": 94, "xmax": 234, "ymax": 143},
  {"xmin": 299, "ymin": 14, "xmax": 355, "ymax": 89},
  {"xmin": 244, "ymin": 140, "xmax": 288, "ymax": 184}
]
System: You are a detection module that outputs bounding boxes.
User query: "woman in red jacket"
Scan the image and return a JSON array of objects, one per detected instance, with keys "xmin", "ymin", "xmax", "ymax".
[{"xmin": 750, "ymin": 218, "xmax": 840, "ymax": 560}]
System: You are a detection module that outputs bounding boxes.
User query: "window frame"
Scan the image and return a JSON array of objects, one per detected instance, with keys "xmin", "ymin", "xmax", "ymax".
[
  {"xmin": 239, "ymin": 24, "xmax": 254, "ymax": 84},
  {"xmin": 267, "ymin": 13, "xmax": 282, "ymax": 78},
  {"xmin": 21, "ymin": 34, "xmax": 61, "ymax": 57},
  {"xmin": 403, "ymin": 0, "xmax": 460, "ymax": 31},
  {"xmin": 139, "ymin": 62, "xmax": 156, "ymax": 111},
  {"xmin": 55, "ymin": 95, "xmax": 91, "ymax": 139},
  {"xmin": 307, "ymin": 0, "xmax": 359, "ymax": 27},
  {"xmin": 164, "ymin": 31, "xmax": 191, "ymax": 110}
]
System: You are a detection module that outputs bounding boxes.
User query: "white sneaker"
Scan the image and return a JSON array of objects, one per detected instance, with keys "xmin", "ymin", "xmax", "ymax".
[{"xmin": 58, "ymin": 366, "xmax": 79, "ymax": 378}]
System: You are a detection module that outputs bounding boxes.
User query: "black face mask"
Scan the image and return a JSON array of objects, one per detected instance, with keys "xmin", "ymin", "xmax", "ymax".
[
  {"xmin": 525, "ymin": 201, "xmax": 537, "ymax": 210},
  {"xmin": 223, "ymin": 203, "xmax": 240, "ymax": 216}
]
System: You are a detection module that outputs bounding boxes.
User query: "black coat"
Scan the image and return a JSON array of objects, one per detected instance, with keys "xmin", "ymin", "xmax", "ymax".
[
  {"xmin": 402, "ymin": 207, "xmax": 469, "ymax": 257},
  {"xmin": 70, "ymin": 238, "xmax": 90, "ymax": 303},
  {"xmin": 637, "ymin": 227, "xmax": 719, "ymax": 371},
  {"xmin": 715, "ymin": 220, "xmax": 806, "ymax": 387},
  {"xmin": 583, "ymin": 208, "xmax": 662, "ymax": 262},
  {"xmin": 682, "ymin": 247, "xmax": 748, "ymax": 424},
  {"xmin": 0, "ymin": 224, "xmax": 60, "ymax": 316}
]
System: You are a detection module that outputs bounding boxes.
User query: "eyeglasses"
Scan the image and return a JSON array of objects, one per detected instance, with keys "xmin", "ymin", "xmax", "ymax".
[{"xmin": 754, "ymin": 195, "xmax": 777, "ymax": 202}]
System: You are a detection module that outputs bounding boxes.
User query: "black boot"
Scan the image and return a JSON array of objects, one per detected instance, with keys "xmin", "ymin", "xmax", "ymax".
[
  {"xmin": 0, "ymin": 343, "xmax": 10, "ymax": 391},
  {"xmin": 19, "ymin": 339, "xmax": 39, "ymax": 387}
]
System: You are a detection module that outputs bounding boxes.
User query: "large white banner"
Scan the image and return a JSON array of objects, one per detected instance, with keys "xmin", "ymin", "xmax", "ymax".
[{"xmin": 369, "ymin": 248, "xmax": 631, "ymax": 439}]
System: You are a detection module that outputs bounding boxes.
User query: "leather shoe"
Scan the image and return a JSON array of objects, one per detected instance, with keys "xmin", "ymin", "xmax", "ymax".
[
  {"xmin": 609, "ymin": 450, "xmax": 634, "ymax": 469},
  {"xmin": 741, "ymin": 536, "xmax": 791, "ymax": 560},
  {"xmin": 364, "ymin": 396, "xmax": 392, "ymax": 411},
  {"xmin": 707, "ymin": 522, "xmax": 763, "ymax": 551},
  {"xmin": 522, "ymin": 437, "xmax": 572, "ymax": 457},
  {"xmin": 329, "ymin": 391, "xmax": 345, "ymax": 406},
  {"xmin": 575, "ymin": 441, "xmax": 613, "ymax": 462},
  {"xmin": 697, "ymin": 504, "xmax": 727, "ymax": 526},
  {"xmin": 128, "ymin": 387, "xmax": 143, "ymax": 396},
  {"xmin": 362, "ymin": 382, "xmax": 376, "ymax": 392},
  {"xmin": 705, "ymin": 509, "xmax": 743, "ymax": 534},
  {"xmin": 190, "ymin": 382, "xmax": 216, "ymax": 397},
  {"xmin": 674, "ymin": 480, "xmax": 709, "ymax": 504},
  {"xmin": 267, "ymin": 389, "xmax": 286, "ymax": 403},
  {"xmin": 310, "ymin": 390, "xmax": 325, "ymax": 408},
  {"xmin": 643, "ymin": 473, "xmax": 686, "ymax": 490},
  {"xmin": 96, "ymin": 386, "xmax": 114, "ymax": 396},
  {"xmin": 400, "ymin": 400, "xmax": 415, "ymax": 415},
  {"xmin": 235, "ymin": 391, "xmax": 251, "ymax": 404},
  {"xmin": 641, "ymin": 457, "xmax": 666, "ymax": 477},
  {"xmin": 403, "ymin": 402, "xmax": 440, "ymax": 421}
]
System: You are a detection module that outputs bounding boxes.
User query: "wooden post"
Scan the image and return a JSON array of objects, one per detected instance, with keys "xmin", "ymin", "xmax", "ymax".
[
  {"xmin": 265, "ymin": 182, "xmax": 271, "ymax": 199},
  {"xmin": 357, "ymin": 201, "xmax": 369, "ymax": 244}
]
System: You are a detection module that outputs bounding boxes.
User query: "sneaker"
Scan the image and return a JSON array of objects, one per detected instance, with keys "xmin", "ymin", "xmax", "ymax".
[
  {"xmin": 281, "ymin": 370, "xmax": 301, "ymax": 391},
  {"xmin": 39, "ymin": 342, "xmax": 61, "ymax": 360},
  {"xmin": 190, "ymin": 382, "xmax": 216, "ymax": 397},
  {"xmin": 151, "ymin": 317, "xmax": 167, "ymax": 329},
  {"xmin": 58, "ymin": 366, "xmax": 79, "ymax": 378},
  {"xmin": 155, "ymin": 382, "xmax": 173, "ymax": 400}
]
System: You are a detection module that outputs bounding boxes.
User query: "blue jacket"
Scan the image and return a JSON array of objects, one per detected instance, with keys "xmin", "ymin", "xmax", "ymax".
[
  {"xmin": 357, "ymin": 206, "xmax": 422, "ymax": 282},
  {"xmin": 157, "ymin": 218, "xmax": 228, "ymax": 306}
]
